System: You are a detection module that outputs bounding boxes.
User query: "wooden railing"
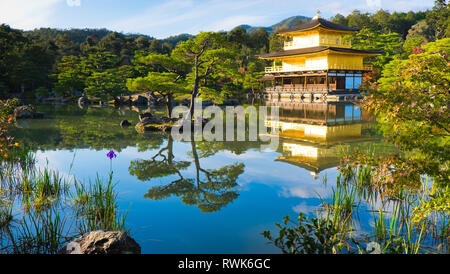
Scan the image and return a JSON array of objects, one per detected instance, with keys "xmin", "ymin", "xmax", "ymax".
[
  {"xmin": 265, "ymin": 64, "xmax": 373, "ymax": 73},
  {"xmin": 265, "ymin": 66, "xmax": 284, "ymax": 73},
  {"xmin": 266, "ymin": 66, "xmax": 371, "ymax": 73},
  {"xmin": 265, "ymin": 65, "xmax": 326, "ymax": 73},
  {"xmin": 265, "ymin": 85, "xmax": 330, "ymax": 94},
  {"xmin": 328, "ymin": 64, "xmax": 365, "ymax": 70}
]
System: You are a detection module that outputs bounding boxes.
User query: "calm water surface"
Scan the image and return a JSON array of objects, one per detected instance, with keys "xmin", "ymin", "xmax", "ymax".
[{"xmin": 10, "ymin": 102, "xmax": 394, "ymax": 253}]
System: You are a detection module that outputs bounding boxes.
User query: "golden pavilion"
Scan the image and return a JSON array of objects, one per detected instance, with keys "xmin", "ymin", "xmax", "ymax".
[{"xmin": 258, "ymin": 12, "xmax": 381, "ymax": 102}]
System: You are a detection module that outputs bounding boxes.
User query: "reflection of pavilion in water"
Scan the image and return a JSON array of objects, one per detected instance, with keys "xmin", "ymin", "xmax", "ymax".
[{"xmin": 265, "ymin": 102, "xmax": 376, "ymax": 178}]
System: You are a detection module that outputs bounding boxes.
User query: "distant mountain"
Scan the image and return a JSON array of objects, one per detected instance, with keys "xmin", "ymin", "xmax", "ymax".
[
  {"xmin": 161, "ymin": 33, "xmax": 194, "ymax": 46},
  {"xmin": 24, "ymin": 28, "xmax": 116, "ymax": 43},
  {"xmin": 236, "ymin": 15, "xmax": 311, "ymax": 34},
  {"xmin": 24, "ymin": 28, "xmax": 155, "ymax": 43},
  {"xmin": 21, "ymin": 15, "xmax": 310, "ymax": 45}
]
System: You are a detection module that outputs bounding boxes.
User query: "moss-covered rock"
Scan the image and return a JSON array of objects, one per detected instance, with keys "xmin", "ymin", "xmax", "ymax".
[{"xmin": 135, "ymin": 116, "xmax": 176, "ymax": 133}]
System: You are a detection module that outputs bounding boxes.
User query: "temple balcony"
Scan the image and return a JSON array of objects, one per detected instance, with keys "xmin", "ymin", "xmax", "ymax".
[
  {"xmin": 265, "ymin": 84, "xmax": 337, "ymax": 94},
  {"xmin": 265, "ymin": 64, "xmax": 373, "ymax": 73}
]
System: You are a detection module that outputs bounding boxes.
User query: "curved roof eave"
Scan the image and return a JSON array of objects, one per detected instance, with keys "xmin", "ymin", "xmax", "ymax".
[
  {"xmin": 256, "ymin": 46, "xmax": 382, "ymax": 59},
  {"xmin": 277, "ymin": 18, "xmax": 359, "ymax": 35}
]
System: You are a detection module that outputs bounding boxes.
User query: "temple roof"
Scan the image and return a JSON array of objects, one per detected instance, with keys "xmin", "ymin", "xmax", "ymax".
[
  {"xmin": 277, "ymin": 17, "xmax": 359, "ymax": 34},
  {"xmin": 257, "ymin": 46, "xmax": 382, "ymax": 59}
]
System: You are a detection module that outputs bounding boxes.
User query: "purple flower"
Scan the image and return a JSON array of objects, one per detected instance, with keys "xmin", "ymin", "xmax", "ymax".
[{"xmin": 107, "ymin": 150, "xmax": 117, "ymax": 159}]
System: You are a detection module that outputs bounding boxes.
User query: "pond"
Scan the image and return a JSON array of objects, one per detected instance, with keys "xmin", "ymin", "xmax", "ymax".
[{"xmin": 8, "ymin": 102, "xmax": 395, "ymax": 254}]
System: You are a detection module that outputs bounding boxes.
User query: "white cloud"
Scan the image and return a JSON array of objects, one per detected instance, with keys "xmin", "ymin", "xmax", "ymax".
[
  {"xmin": 0, "ymin": 0, "xmax": 436, "ymax": 36},
  {"xmin": 366, "ymin": 0, "xmax": 382, "ymax": 8},
  {"xmin": 66, "ymin": 0, "xmax": 81, "ymax": 7},
  {"xmin": 280, "ymin": 184, "xmax": 329, "ymax": 199},
  {"xmin": 108, "ymin": 0, "xmax": 267, "ymax": 38},
  {"xmin": 292, "ymin": 202, "xmax": 320, "ymax": 214},
  {"xmin": 209, "ymin": 15, "xmax": 268, "ymax": 32},
  {"xmin": 317, "ymin": 0, "xmax": 434, "ymax": 17},
  {"xmin": 0, "ymin": 0, "xmax": 62, "ymax": 30}
]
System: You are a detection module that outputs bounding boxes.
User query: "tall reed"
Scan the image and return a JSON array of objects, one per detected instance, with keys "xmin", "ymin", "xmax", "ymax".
[
  {"xmin": 72, "ymin": 173, "xmax": 128, "ymax": 234},
  {"xmin": 0, "ymin": 147, "xmax": 129, "ymax": 254}
]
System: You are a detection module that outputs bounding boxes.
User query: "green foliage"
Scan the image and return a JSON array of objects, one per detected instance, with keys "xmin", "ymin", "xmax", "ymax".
[
  {"xmin": 34, "ymin": 87, "xmax": 50, "ymax": 97},
  {"xmin": 406, "ymin": 20, "xmax": 431, "ymax": 41},
  {"xmin": 127, "ymin": 52, "xmax": 190, "ymax": 115},
  {"xmin": 242, "ymin": 60, "xmax": 266, "ymax": 94},
  {"xmin": 332, "ymin": 9, "xmax": 426, "ymax": 39},
  {"xmin": 248, "ymin": 28, "xmax": 269, "ymax": 52},
  {"xmin": 0, "ymin": 82, "xmax": 9, "ymax": 98},
  {"xmin": 402, "ymin": 36, "xmax": 427, "ymax": 57},
  {"xmin": 0, "ymin": 98, "xmax": 18, "ymax": 158},
  {"xmin": 262, "ymin": 213, "xmax": 345, "ymax": 254},
  {"xmin": 264, "ymin": 167, "xmax": 436, "ymax": 254},
  {"xmin": 84, "ymin": 69, "xmax": 129, "ymax": 99},
  {"xmin": 426, "ymin": 0, "xmax": 450, "ymax": 40},
  {"xmin": 127, "ymin": 72, "xmax": 186, "ymax": 95},
  {"xmin": 0, "ymin": 24, "xmax": 55, "ymax": 95},
  {"xmin": 172, "ymin": 32, "xmax": 239, "ymax": 107},
  {"xmin": 53, "ymin": 55, "xmax": 85, "ymax": 96},
  {"xmin": 412, "ymin": 186, "xmax": 450, "ymax": 251},
  {"xmin": 366, "ymin": 38, "xmax": 449, "ymax": 188},
  {"xmin": 0, "ymin": 98, "xmax": 18, "ymax": 120},
  {"xmin": 54, "ymin": 51, "xmax": 131, "ymax": 99},
  {"xmin": 269, "ymin": 26, "xmax": 289, "ymax": 52},
  {"xmin": 0, "ymin": 6, "xmax": 441, "ymax": 99},
  {"xmin": 24, "ymin": 28, "xmax": 113, "ymax": 44},
  {"xmin": 348, "ymin": 28, "xmax": 403, "ymax": 70}
]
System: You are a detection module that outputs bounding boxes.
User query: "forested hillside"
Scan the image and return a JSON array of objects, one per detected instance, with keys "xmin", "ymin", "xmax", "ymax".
[{"xmin": 0, "ymin": 0, "xmax": 448, "ymax": 100}]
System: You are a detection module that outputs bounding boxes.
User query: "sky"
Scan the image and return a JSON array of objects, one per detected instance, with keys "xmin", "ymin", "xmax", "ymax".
[{"xmin": 0, "ymin": 0, "xmax": 436, "ymax": 39}]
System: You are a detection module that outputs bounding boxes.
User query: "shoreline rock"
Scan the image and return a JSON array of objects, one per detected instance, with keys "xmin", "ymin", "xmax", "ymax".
[
  {"xmin": 135, "ymin": 116, "xmax": 175, "ymax": 133},
  {"xmin": 120, "ymin": 120, "xmax": 132, "ymax": 127},
  {"xmin": 13, "ymin": 105, "xmax": 45, "ymax": 120},
  {"xmin": 78, "ymin": 96, "xmax": 90, "ymax": 106},
  {"xmin": 59, "ymin": 230, "xmax": 141, "ymax": 254},
  {"xmin": 139, "ymin": 111, "xmax": 153, "ymax": 122}
]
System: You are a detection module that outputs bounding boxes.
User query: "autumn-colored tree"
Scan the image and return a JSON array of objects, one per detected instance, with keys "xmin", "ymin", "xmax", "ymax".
[{"xmin": 359, "ymin": 38, "xmax": 449, "ymax": 192}]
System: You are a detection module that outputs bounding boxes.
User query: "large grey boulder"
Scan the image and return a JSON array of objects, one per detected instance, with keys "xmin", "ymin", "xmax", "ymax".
[
  {"xmin": 135, "ymin": 116, "xmax": 176, "ymax": 133},
  {"xmin": 120, "ymin": 120, "xmax": 132, "ymax": 127},
  {"xmin": 59, "ymin": 230, "xmax": 141, "ymax": 254},
  {"xmin": 131, "ymin": 95, "xmax": 148, "ymax": 106},
  {"xmin": 139, "ymin": 111, "xmax": 153, "ymax": 122},
  {"xmin": 13, "ymin": 105, "xmax": 44, "ymax": 120},
  {"xmin": 13, "ymin": 105, "xmax": 34, "ymax": 119}
]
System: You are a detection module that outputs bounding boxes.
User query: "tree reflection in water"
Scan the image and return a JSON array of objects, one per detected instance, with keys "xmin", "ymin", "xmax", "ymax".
[{"xmin": 129, "ymin": 134, "xmax": 245, "ymax": 213}]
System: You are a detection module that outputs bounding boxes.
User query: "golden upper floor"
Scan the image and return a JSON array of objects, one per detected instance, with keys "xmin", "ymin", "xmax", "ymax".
[
  {"xmin": 278, "ymin": 16, "xmax": 359, "ymax": 51},
  {"xmin": 257, "ymin": 16, "xmax": 381, "ymax": 73},
  {"xmin": 283, "ymin": 30, "xmax": 352, "ymax": 50}
]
